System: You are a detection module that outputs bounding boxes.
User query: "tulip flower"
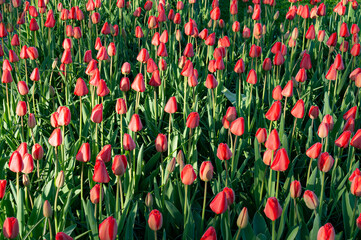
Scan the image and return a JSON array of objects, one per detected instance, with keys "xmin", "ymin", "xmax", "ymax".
[
  {"xmin": 210, "ymin": 191, "xmax": 228, "ymax": 215},
  {"xmin": 0, "ymin": 180, "xmax": 6, "ymax": 199},
  {"xmin": 99, "ymin": 216, "xmax": 117, "ymax": 240},
  {"xmin": 55, "ymin": 232, "xmax": 73, "ymax": 240},
  {"xmin": 3, "ymin": 217, "xmax": 19, "ymax": 239},
  {"xmin": 317, "ymin": 223, "xmax": 335, "ymax": 240},
  {"xmin": 200, "ymin": 226, "xmax": 217, "ymax": 240},
  {"xmin": 148, "ymin": 209, "xmax": 163, "ymax": 238},
  {"xmin": 303, "ymin": 190, "xmax": 319, "ymax": 210}
]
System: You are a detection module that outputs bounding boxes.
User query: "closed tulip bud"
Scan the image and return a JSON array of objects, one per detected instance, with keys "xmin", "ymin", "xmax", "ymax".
[
  {"xmin": 263, "ymin": 149, "xmax": 276, "ymax": 166},
  {"xmin": 317, "ymin": 223, "xmax": 335, "ymax": 240},
  {"xmin": 90, "ymin": 104, "xmax": 103, "ymax": 123},
  {"xmin": 95, "ymin": 145, "xmax": 111, "ymax": 163},
  {"xmin": 28, "ymin": 113, "xmax": 36, "ymax": 128},
  {"xmin": 291, "ymin": 28, "xmax": 299, "ymax": 40},
  {"xmin": 223, "ymin": 187, "xmax": 235, "ymax": 205},
  {"xmin": 22, "ymin": 153, "xmax": 33, "ymax": 174},
  {"xmin": 217, "ymin": 143, "xmax": 232, "ymax": 160},
  {"xmin": 318, "ymin": 122, "xmax": 329, "ymax": 138},
  {"xmin": 272, "ymin": 86, "xmax": 283, "ymax": 101},
  {"xmin": 3, "ymin": 217, "xmax": 19, "ymax": 239},
  {"xmin": 318, "ymin": 152, "xmax": 334, "ymax": 172},
  {"xmin": 290, "ymin": 180, "xmax": 302, "ymax": 198},
  {"xmin": 291, "ymin": 99, "xmax": 305, "ymax": 119},
  {"xmin": 0, "ymin": 180, "xmax": 7, "ymax": 199},
  {"xmin": 74, "ymin": 78, "xmax": 88, "ymax": 96},
  {"xmin": 112, "ymin": 155, "xmax": 127, "ymax": 176},
  {"xmin": 198, "ymin": 161, "xmax": 213, "ymax": 182},
  {"xmin": 145, "ymin": 192, "xmax": 153, "ymax": 208},
  {"xmin": 17, "ymin": 81, "xmax": 29, "ymax": 95},
  {"xmin": 155, "ymin": 134, "xmax": 167, "ymax": 152},
  {"xmin": 357, "ymin": 213, "xmax": 361, "ymax": 230},
  {"xmin": 335, "ymin": 131, "xmax": 352, "ymax": 148},
  {"xmin": 343, "ymin": 106, "xmax": 357, "ymax": 120},
  {"xmin": 90, "ymin": 184, "xmax": 104, "ymax": 204},
  {"xmin": 303, "ymin": 190, "xmax": 319, "ymax": 209},
  {"xmin": 57, "ymin": 106, "xmax": 71, "ymax": 126},
  {"xmin": 16, "ymin": 101, "xmax": 27, "ymax": 117},
  {"xmin": 55, "ymin": 232, "xmax": 73, "ymax": 240},
  {"xmin": 266, "ymin": 101, "xmax": 282, "ymax": 121},
  {"xmin": 351, "ymin": 44, "xmax": 360, "ymax": 57},
  {"xmin": 97, "ymin": 79, "xmax": 110, "ymax": 97},
  {"xmin": 49, "ymin": 128, "xmax": 62, "ymax": 147},
  {"xmin": 2, "ymin": 70, "xmax": 13, "ymax": 83},
  {"xmin": 181, "ymin": 164, "xmax": 197, "ymax": 185},
  {"xmin": 56, "ymin": 170, "xmax": 64, "ymax": 188},
  {"xmin": 306, "ymin": 142, "xmax": 322, "ymax": 159},
  {"xmin": 327, "ymin": 32, "xmax": 337, "ymax": 47},
  {"xmin": 264, "ymin": 197, "xmax": 282, "ymax": 221},
  {"xmin": 318, "ymin": 30, "xmax": 326, "ymax": 42},
  {"xmin": 351, "ymin": 175, "xmax": 361, "ymax": 196},
  {"xmin": 265, "ymin": 129, "xmax": 280, "ymax": 150},
  {"xmin": 322, "ymin": 114, "xmax": 334, "ymax": 131},
  {"xmin": 115, "ymin": 98, "xmax": 127, "ymax": 114},
  {"xmin": 256, "ymin": 128, "xmax": 267, "ymax": 143},
  {"xmin": 210, "ymin": 191, "xmax": 228, "ymax": 214},
  {"xmin": 246, "ymin": 69, "xmax": 257, "ymax": 84},
  {"xmin": 31, "ymin": 143, "xmax": 43, "ymax": 161},
  {"xmin": 107, "ymin": 42, "xmax": 116, "ymax": 56},
  {"xmin": 148, "ymin": 209, "xmax": 163, "ymax": 231},
  {"xmin": 176, "ymin": 150, "xmax": 185, "ymax": 172},
  {"xmin": 186, "ymin": 112, "xmax": 200, "ymax": 129},
  {"xmin": 128, "ymin": 114, "xmax": 143, "ymax": 132},
  {"xmin": 230, "ymin": 117, "xmax": 245, "ymax": 136},
  {"xmin": 43, "ymin": 200, "xmax": 52, "ymax": 218},
  {"xmin": 76, "ymin": 143, "xmax": 91, "ymax": 163},
  {"xmin": 22, "ymin": 174, "xmax": 29, "ymax": 187},
  {"xmin": 99, "ymin": 216, "xmax": 117, "ymax": 240},
  {"xmin": 93, "ymin": 160, "xmax": 110, "ymax": 183},
  {"xmin": 123, "ymin": 134, "xmax": 136, "ymax": 151},
  {"xmin": 343, "ymin": 118, "xmax": 355, "ymax": 132},
  {"xmin": 61, "ymin": 49, "xmax": 72, "ymax": 64},
  {"xmin": 309, "ymin": 106, "xmax": 319, "ymax": 119},
  {"xmin": 271, "ymin": 148, "xmax": 290, "ymax": 171},
  {"xmin": 232, "ymin": 21, "xmax": 240, "ymax": 32}
]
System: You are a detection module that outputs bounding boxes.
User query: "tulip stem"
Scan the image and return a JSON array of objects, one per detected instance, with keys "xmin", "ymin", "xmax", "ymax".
[
  {"xmin": 319, "ymin": 172, "xmax": 325, "ymax": 217},
  {"xmin": 289, "ymin": 118, "xmax": 297, "ymax": 156},
  {"xmin": 37, "ymin": 160, "xmax": 40, "ymax": 178},
  {"xmin": 99, "ymin": 182, "xmax": 103, "ymax": 221},
  {"xmin": 283, "ymin": 97, "xmax": 288, "ymax": 119},
  {"xmin": 47, "ymin": 218, "xmax": 53, "ymax": 240},
  {"xmin": 268, "ymin": 150, "xmax": 275, "ymax": 196},
  {"xmin": 225, "ymin": 161, "xmax": 229, "ymax": 187},
  {"xmin": 231, "ymin": 136, "xmax": 238, "ymax": 178},
  {"xmin": 16, "ymin": 172, "xmax": 19, "ymax": 199},
  {"xmin": 79, "ymin": 97, "xmax": 82, "ymax": 141},
  {"xmin": 275, "ymin": 171, "xmax": 280, "ymax": 199},
  {"xmin": 294, "ymin": 198, "xmax": 298, "ymax": 225},
  {"xmin": 188, "ymin": 129, "xmax": 193, "ymax": 158},
  {"xmin": 54, "ymin": 147, "xmax": 58, "ymax": 174},
  {"xmin": 184, "ymin": 185, "xmax": 188, "ymax": 228},
  {"xmin": 115, "ymin": 176, "xmax": 119, "ymax": 215},
  {"xmin": 81, "ymin": 163, "xmax": 84, "ymax": 201},
  {"xmin": 154, "ymin": 88, "xmax": 157, "ymax": 126},
  {"xmin": 54, "ymin": 187, "xmax": 60, "ymax": 233},
  {"xmin": 235, "ymin": 228, "xmax": 241, "ymax": 240},
  {"xmin": 211, "ymin": 89, "xmax": 216, "ymax": 122},
  {"xmin": 272, "ymin": 220, "xmax": 276, "ymax": 240},
  {"xmin": 200, "ymin": 181, "xmax": 207, "ymax": 234},
  {"xmin": 6, "ymin": 83, "xmax": 10, "ymax": 118},
  {"xmin": 351, "ymin": 197, "xmax": 358, "ymax": 234},
  {"xmin": 154, "ymin": 230, "xmax": 157, "ymax": 240},
  {"xmin": 248, "ymin": 85, "xmax": 253, "ymax": 131},
  {"xmin": 168, "ymin": 114, "xmax": 172, "ymax": 156},
  {"xmin": 306, "ymin": 158, "xmax": 313, "ymax": 185},
  {"xmin": 21, "ymin": 116, "xmax": 24, "ymax": 142},
  {"xmin": 119, "ymin": 177, "xmax": 124, "ymax": 213}
]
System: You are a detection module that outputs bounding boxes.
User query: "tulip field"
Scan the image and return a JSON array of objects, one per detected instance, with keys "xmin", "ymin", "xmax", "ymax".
[{"xmin": 3, "ymin": 0, "xmax": 361, "ymax": 239}]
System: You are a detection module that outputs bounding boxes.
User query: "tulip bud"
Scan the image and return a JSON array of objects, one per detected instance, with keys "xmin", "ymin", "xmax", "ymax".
[
  {"xmin": 145, "ymin": 192, "xmax": 153, "ymax": 208},
  {"xmin": 200, "ymin": 161, "xmax": 214, "ymax": 182},
  {"xmin": 99, "ymin": 217, "xmax": 117, "ymax": 240},
  {"xmin": 303, "ymin": 190, "xmax": 319, "ymax": 209},
  {"xmin": 22, "ymin": 174, "xmax": 30, "ymax": 187},
  {"xmin": 56, "ymin": 170, "xmax": 64, "ymax": 188},
  {"xmin": 43, "ymin": 200, "xmax": 53, "ymax": 218},
  {"xmin": 28, "ymin": 113, "xmax": 36, "ymax": 128},
  {"xmin": 148, "ymin": 209, "xmax": 163, "ymax": 231},
  {"xmin": 2, "ymin": 217, "xmax": 19, "ymax": 239},
  {"xmin": 177, "ymin": 150, "xmax": 185, "ymax": 172},
  {"xmin": 166, "ymin": 158, "xmax": 176, "ymax": 174},
  {"xmin": 237, "ymin": 207, "xmax": 249, "ymax": 229},
  {"xmin": 290, "ymin": 180, "xmax": 302, "ymax": 198}
]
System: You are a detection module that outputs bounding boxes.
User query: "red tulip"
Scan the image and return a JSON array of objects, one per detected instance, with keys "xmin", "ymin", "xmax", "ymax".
[
  {"xmin": 123, "ymin": 134, "xmax": 136, "ymax": 151},
  {"xmin": 164, "ymin": 97, "xmax": 177, "ymax": 114},
  {"xmin": 112, "ymin": 155, "xmax": 127, "ymax": 176},
  {"xmin": 32, "ymin": 143, "xmax": 44, "ymax": 160},
  {"xmin": 351, "ymin": 175, "xmax": 361, "ymax": 196},
  {"xmin": 55, "ymin": 232, "xmax": 73, "ymax": 240},
  {"xmin": 343, "ymin": 106, "xmax": 357, "ymax": 120},
  {"xmin": 128, "ymin": 114, "xmax": 143, "ymax": 132},
  {"xmin": 91, "ymin": 104, "xmax": 103, "ymax": 123},
  {"xmin": 3, "ymin": 217, "xmax": 19, "ymax": 239},
  {"xmin": 264, "ymin": 197, "xmax": 282, "ymax": 221},
  {"xmin": 49, "ymin": 128, "xmax": 63, "ymax": 147},
  {"xmin": 148, "ymin": 209, "xmax": 163, "ymax": 231},
  {"xmin": 57, "ymin": 106, "xmax": 71, "ymax": 126},
  {"xmin": 22, "ymin": 153, "xmax": 34, "ymax": 174},
  {"xmin": 131, "ymin": 73, "xmax": 145, "ymax": 92},
  {"xmin": 16, "ymin": 101, "xmax": 27, "ymax": 117},
  {"xmin": 281, "ymin": 80, "xmax": 293, "ymax": 97},
  {"xmin": 309, "ymin": 106, "xmax": 319, "ymax": 119},
  {"xmin": 136, "ymin": 48, "xmax": 150, "ymax": 63},
  {"xmin": 291, "ymin": 99, "xmax": 305, "ymax": 119},
  {"xmin": 210, "ymin": 191, "xmax": 228, "ymax": 214},
  {"xmin": 223, "ymin": 187, "xmax": 235, "ymax": 205},
  {"xmin": 217, "ymin": 143, "xmax": 232, "ymax": 160},
  {"xmin": 9, "ymin": 151, "xmax": 23, "ymax": 173},
  {"xmin": 186, "ymin": 112, "xmax": 200, "ymax": 129},
  {"xmin": 93, "ymin": 160, "xmax": 110, "ymax": 183},
  {"xmin": 99, "ymin": 216, "xmax": 117, "ymax": 240},
  {"xmin": 230, "ymin": 117, "xmax": 245, "ymax": 136},
  {"xmin": 303, "ymin": 190, "xmax": 319, "ymax": 209},
  {"xmin": 295, "ymin": 68, "xmax": 307, "ymax": 82},
  {"xmin": 200, "ymin": 226, "xmax": 217, "ymax": 240},
  {"xmin": 265, "ymin": 129, "xmax": 280, "ymax": 150},
  {"xmin": 317, "ymin": 223, "xmax": 335, "ymax": 240},
  {"xmin": 76, "ymin": 143, "xmax": 91, "ymax": 162},
  {"xmin": 256, "ymin": 128, "xmax": 267, "ymax": 143},
  {"xmin": 17, "ymin": 81, "xmax": 29, "ymax": 95},
  {"xmin": 155, "ymin": 134, "xmax": 167, "ymax": 152},
  {"xmin": 272, "ymin": 86, "xmax": 283, "ymax": 101},
  {"xmin": 265, "ymin": 101, "xmax": 282, "ymax": 121},
  {"xmin": 0, "ymin": 180, "xmax": 7, "ymax": 199},
  {"xmin": 306, "ymin": 142, "xmax": 322, "ymax": 159},
  {"xmin": 351, "ymin": 129, "xmax": 361, "ymax": 149},
  {"xmin": 318, "ymin": 152, "xmax": 334, "ymax": 172},
  {"xmin": 271, "ymin": 148, "xmax": 290, "ymax": 171},
  {"xmin": 74, "ymin": 78, "xmax": 89, "ymax": 96},
  {"xmin": 335, "ymin": 131, "xmax": 352, "ymax": 148},
  {"xmin": 181, "ymin": 164, "xmax": 197, "ymax": 185},
  {"xmin": 290, "ymin": 180, "xmax": 302, "ymax": 198},
  {"xmin": 200, "ymin": 161, "xmax": 214, "ymax": 182}
]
